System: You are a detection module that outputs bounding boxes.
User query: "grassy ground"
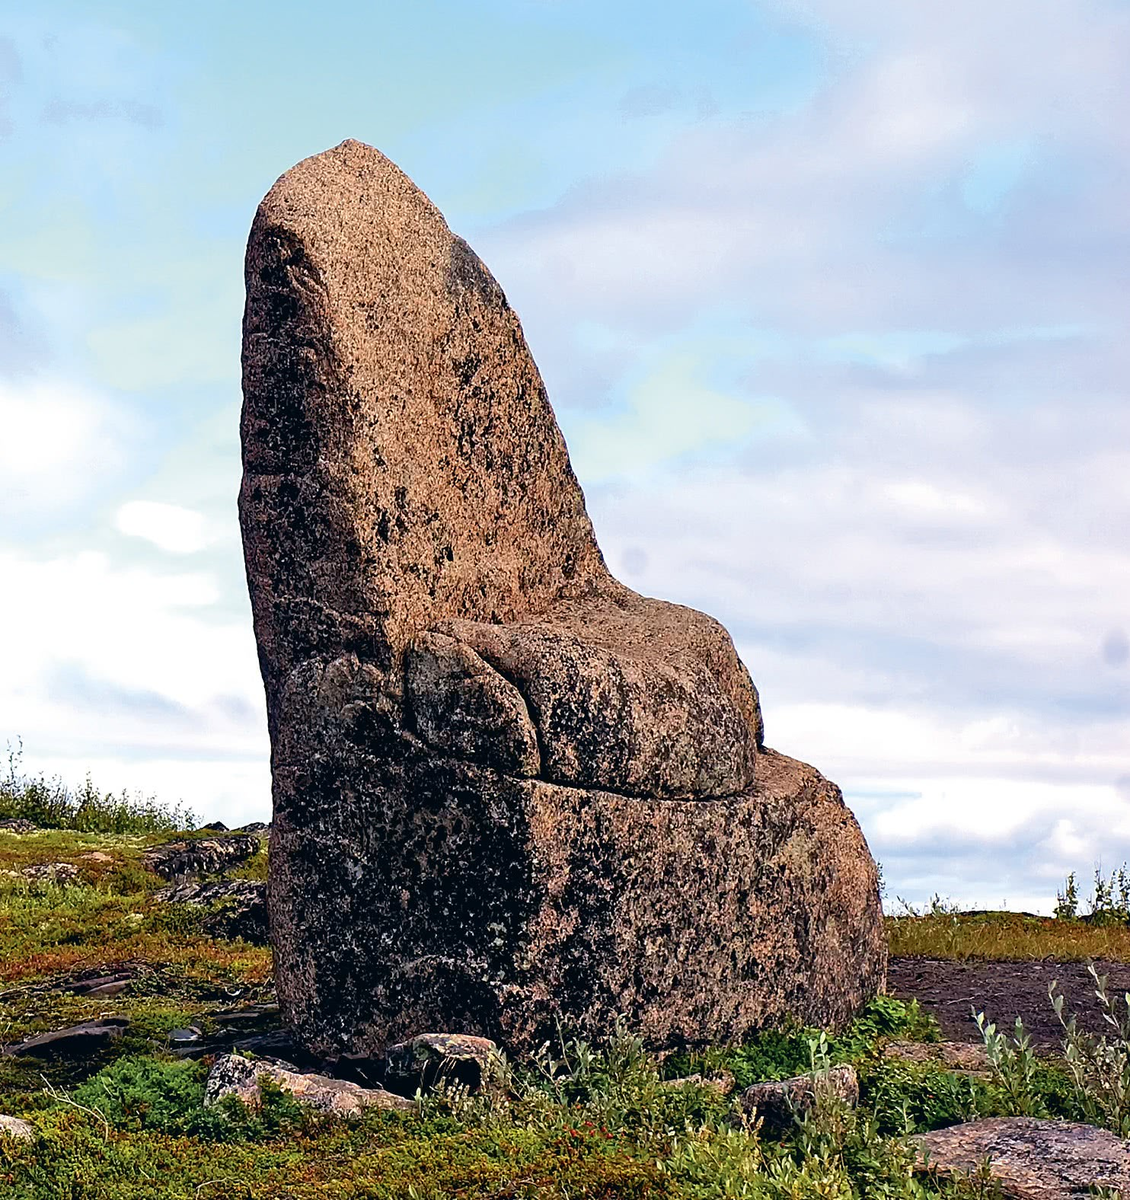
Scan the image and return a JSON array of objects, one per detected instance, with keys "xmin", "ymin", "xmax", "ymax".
[
  {"xmin": 886, "ymin": 908, "xmax": 1130, "ymax": 961},
  {"xmin": 1, "ymin": 760, "xmax": 1129, "ymax": 1197}
]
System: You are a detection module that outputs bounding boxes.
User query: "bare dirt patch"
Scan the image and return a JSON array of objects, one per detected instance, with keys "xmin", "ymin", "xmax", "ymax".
[{"xmin": 887, "ymin": 956, "xmax": 1130, "ymax": 1046}]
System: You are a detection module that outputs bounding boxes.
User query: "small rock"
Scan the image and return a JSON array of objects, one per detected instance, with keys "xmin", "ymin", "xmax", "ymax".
[
  {"xmin": 211, "ymin": 1003, "xmax": 280, "ymax": 1026},
  {"xmin": 204, "ymin": 1054, "xmax": 414, "ymax": 1116},
  {"xmin": 917, "ymin": 1117, "xmax": 1130, "ymax": 1198},
  {"xmin": 80, "ymin": 851, "xmax": 114, "ymax": 864},
  {"xmin": 155, "ymin": 878, "xmax": 267, "ymax": 943},
  {"xmin": 884, "ymin": 1040, "xmax": 992, "ymax": 1076},
  {"xmin": 383, "ymin": 1033, "xmax": 500, "ymax": 1095},
  {"xmin": 63, "ymin": 963, "xmax": 141, "ymax": 997},
  {"xmin": 2, "ymin": 1018, "xmax": 130, "ymax": 1061},
  {"xmin": 70, "ymin": 975, "xmax": 132, "ymax": 999},
  {"xmin": 661, "ymin": 1070, "xmax": 736, "ymax": 1097},
  {"xmin": 20, "ymin": 862, "xmax": 79, "ymax": 884},
  {"xmin": 739, "ymin": 1065, "xmax": 859, "ymax": 1135},
  {"xmin": 144, "ymin": 835, "xmax": 259, "ymax": 881},
  {"xmin": 201, "ymin": 821, "xmax": 229, "ymax": 831},
  {"xmin": 0, "ymin": 819, "xmax": 38, "ymax": 833},
  {"xmin": 0, "ymin": 1114, "xmax": 34, "ymax": 1140},
  {"xmin": 230, "ymin": 1030, "xmax": 304, "ymax": 1060},
  {"xmin": 236, "ymin": 821, "xmax": 271, "ymax": 834},
  {"xmin": 168, "ymin": 1027, "xmax": 203, "ymax": 1047}
]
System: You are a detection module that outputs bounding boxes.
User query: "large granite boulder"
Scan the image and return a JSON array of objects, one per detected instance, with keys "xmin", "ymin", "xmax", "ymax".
[{"xmin": 239, "ymin": 139, "xmax": 885, "ymax": 1057}]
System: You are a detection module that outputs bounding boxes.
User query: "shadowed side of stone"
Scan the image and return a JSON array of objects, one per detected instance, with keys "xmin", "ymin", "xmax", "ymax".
[{"xmin": 239, "ymin": 138, "xmax": 885, "ymax": 1055}]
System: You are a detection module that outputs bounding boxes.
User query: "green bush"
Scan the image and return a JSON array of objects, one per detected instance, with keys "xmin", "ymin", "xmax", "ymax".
[
  {"xmin": 1, "ymin": 740, "xmax": 195, "ymax": 834},
  {"xmin": 664, "ymin": 995, "xmax": 938, "ymax": 1090},
  {"xmin": 1052, "ymin": 961, "xmax": 1130, "ymax": 1135}
]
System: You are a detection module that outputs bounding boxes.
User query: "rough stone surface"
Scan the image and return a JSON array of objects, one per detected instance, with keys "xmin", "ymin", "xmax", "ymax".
[
  {"xmin": 2, "ymin": 1018, "xmax": 130, "ymax": 1060},
  {"xmin": 156, "ymin": 878, "xmax": 268, "ymax": 943},
  {"xmin": 204, "ymin": 1054, "xmax": 413, "ymax": 1116},
  {"xmin": 383, "ymin": 1033, "xmax": 499, "ymax": 1095},
  {"xmin": 0, "ymin": 1115, "xmax": 34, "ymax": 1140},
  {"xmin": 239, "ymin": 138, "xmax": 886, "ymax": 1056},
  {"xmin": 739, "ymin": 1066, "xmax": 859, "ymax": 1135},
  {"xmin": 662, "ymin": 1071, "xmax": 736, "ymax": 1098},
  {"xmin": 884, "ymin": 1040, "xmax": 992, "ymax": 1075},
  {"xmin": 0, "ymin": 819, "xmax": 38, "ymax": 833},
  {"xmin": 18, "ymin": 861, "xmax": 80, "ymax": 884},
  {"xmin": 917, "ymin": 1118, "xmax": 1130, "ymax": 1198},
  {"xmin": 144, "ymin": 835, "xmax": 260, "ymax": 881}
]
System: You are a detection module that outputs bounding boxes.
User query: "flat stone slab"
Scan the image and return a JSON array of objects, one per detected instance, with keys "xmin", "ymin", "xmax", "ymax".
[
  {"xmin": 2, "ymin": 1018, "xmax": 130, "ymax": 1060},
  {"xmin": 205, "ymin": 1054, "xmax": 413, "ymax": 1117},
  {"xmin": 917, "ymin": 1117, "xmax": 1130, "ymax": 1198},
  {"xmin": 883, "ymin": 1039, "xmax": 992, "ymax": 1075}
]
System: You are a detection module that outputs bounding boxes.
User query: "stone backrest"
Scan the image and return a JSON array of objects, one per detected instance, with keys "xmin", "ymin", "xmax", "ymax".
[{"xmin": 240, "ymin": 140, "xmax": 606, "ymax": 701}]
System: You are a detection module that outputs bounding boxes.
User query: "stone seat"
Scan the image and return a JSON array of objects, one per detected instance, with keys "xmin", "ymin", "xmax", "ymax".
[
  {"xmin": 240, "ymin": 139, "xmax": 886, "ymax": 1055},
  {"xmin": 409, "ymin": 587, "xmax": 761, "ymax": 798}
]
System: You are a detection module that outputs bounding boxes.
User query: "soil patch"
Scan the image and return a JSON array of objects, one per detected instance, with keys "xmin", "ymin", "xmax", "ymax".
[{"xmin": 888, "ymin": 957, "xmax": 1130, "ymax": 1046}]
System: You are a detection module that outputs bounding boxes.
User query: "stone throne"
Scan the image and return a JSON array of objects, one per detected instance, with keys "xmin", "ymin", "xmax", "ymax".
[{"xmin": 239, "ymin": 139, "xmax": 885, "ymax": 1057}]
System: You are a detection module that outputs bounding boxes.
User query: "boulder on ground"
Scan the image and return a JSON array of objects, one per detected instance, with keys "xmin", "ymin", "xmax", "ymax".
[
  {"xmin": 144, "ymin": 835, "xmax": 259, "ymax": 881},
  {"xmin": 0, "ymin": 819, "xmax": 38, "ymax": 833},
  {"xmin": 383, "ymin": 1033, "xmax": 499, "ymax": 1095},
  {"xmin": 240, "ymin": 138, "xmax": 886, "ymax": 1056},
  {"xmin": 18, "ymin": 862, "xmax": 80, "ymax": 885},
  {"xmin": 739, "ymin": 1066, "xmax": 859, "ymax": 1135},
  {"xmin": 917, "ymin": 1117, "xmax": 1130, "ymax": 1198},
  {"xmin": 204, "ymin": 1054, "xmax": 413, "ymax": 1116},
  {"xmin": 0, "ymin": 1115, "xmax": 34, "ymax": 1140}
]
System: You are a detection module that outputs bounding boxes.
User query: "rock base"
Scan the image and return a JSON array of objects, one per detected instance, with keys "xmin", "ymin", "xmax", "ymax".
[{"xmin": 270, "ymin": 744, "xmax": 886, "ymax": 1057}]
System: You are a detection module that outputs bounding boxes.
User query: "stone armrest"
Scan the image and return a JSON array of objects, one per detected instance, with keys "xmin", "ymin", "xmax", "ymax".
[{"xmin": 406, "ymin": 591, "xmax": 762, "ymax": 800}]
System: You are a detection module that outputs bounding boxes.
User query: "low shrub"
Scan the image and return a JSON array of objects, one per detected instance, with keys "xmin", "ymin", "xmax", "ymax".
[
  {"xmin": 72, "ymin": 1055, "xmax": 306, "ymax": 1142},
  {"xmin": 1051, "ymin": 961, "xmax": 1130, "ymax": 1136},
  {"xmin": 1, "ymin": 740, "xmax": 195, "ymax": 834}
]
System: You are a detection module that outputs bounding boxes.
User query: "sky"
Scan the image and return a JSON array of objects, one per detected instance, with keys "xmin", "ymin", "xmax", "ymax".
[{"xmin": 1, "ymin": 0, "xmax": 1127, "ymax": 913}]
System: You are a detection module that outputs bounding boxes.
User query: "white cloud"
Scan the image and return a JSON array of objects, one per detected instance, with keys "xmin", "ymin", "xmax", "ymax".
[
  {"xmin": 0, "ymin": 376, "xmax": 135, "ymax": 520},
  {"xmin": 116, "ymin": 500, "xmax": 211, "ymax": 554},
  {"xmin": 0, "ymin": 546, "xmax": 268, "ymax": 817}
]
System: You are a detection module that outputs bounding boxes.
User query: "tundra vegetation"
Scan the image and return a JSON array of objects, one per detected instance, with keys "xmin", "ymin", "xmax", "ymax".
[{"xmin": 2, "ymin": 751, "xmax": 1128, "ymax": 1197}]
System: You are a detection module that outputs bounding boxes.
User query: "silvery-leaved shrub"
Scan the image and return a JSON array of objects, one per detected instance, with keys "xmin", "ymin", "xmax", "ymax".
[
  {"xmin": 973, "ymin": 1010, "xmax": 1045, "ymax": 1117},
  {"xmin": 1050, "ymin": 961, "xmax": 1130, "ymax": 1136}
]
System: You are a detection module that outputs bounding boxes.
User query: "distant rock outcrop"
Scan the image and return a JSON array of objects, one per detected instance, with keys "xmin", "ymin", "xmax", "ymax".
[
  {"xmin": 239, "ymin": 139, "xmax": 886, "ymax": 1056},
  {"xmin": 144, "ymin": 835, "xmax": 259, "ymax": 881}
]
